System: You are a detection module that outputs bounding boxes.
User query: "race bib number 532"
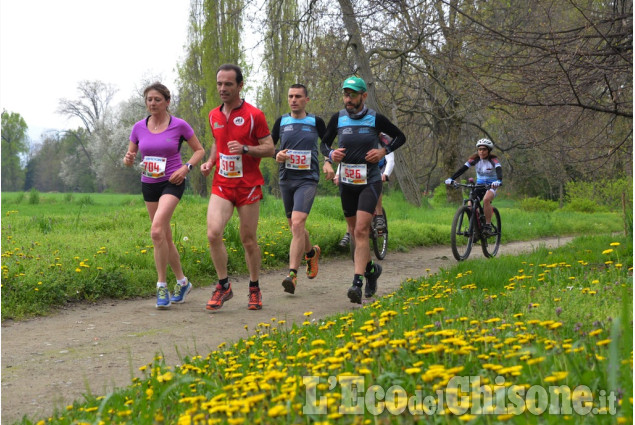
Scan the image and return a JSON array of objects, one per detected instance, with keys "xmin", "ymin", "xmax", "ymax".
[{"xmin": 285, "ymin": 149, "xmax": 311, "ymax": 170}]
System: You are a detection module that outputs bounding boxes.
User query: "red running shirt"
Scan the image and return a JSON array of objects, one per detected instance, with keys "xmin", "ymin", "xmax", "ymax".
[{"xmin": 209, "ymin": 101, "xmax": 271, "ymax": 187}]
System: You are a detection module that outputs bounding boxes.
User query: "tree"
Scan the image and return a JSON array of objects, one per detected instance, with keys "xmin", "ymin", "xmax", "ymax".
[
  {"xmin": 1, "ymin": 110, "xmax": 29, "ymax": 191},
  {"xmin": 88, "ymin": 96, "xmax": 147, "ymax": 193},
  {"xmin": 176, "ymin": 0, "xmax": 245, "ymax": 196}
]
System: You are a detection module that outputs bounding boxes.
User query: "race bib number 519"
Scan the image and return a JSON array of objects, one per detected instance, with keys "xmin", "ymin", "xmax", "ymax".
[{"xmin": 219, "ymin": 153, "xmax": 243, "ymax": 178}]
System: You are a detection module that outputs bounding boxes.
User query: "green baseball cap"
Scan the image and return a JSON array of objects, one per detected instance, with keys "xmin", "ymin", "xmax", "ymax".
[{"xmin": 342, "ymin": 76, "xmax": 367, "ymax": 93}]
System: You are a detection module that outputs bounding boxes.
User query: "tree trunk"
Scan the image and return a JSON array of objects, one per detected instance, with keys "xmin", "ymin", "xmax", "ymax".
[{"xmin": 337, "ymin": 0, "xmax": 421, "ymax": 207}]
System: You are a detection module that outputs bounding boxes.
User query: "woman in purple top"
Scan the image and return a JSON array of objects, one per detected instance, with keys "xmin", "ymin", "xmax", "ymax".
[{"xmin": 123, "ymin": 82, "xmax": 205, "ymax": 310}]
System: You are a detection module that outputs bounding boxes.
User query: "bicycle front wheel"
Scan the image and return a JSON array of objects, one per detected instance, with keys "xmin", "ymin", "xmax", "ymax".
[
  {"xmin": 481, "ymin": 207, "xmax": 502, "ymax": 258},
  {"xmin": 451, "ymin": 205, "xmax": 474, "ymax": 261},
  {"xmin": 372, "ymin": 208, "xmax": 388, "ymax": 260}
]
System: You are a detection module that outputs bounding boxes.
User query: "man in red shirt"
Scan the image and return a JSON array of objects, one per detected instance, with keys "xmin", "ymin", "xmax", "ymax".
[{"xmin": 201, "ymin": 64, "xmax": 274, "ymax": 311}]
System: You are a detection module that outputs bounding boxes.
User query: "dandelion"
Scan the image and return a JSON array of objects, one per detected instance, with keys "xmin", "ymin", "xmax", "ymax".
[
  {"xmin": 610, "ymin": 242, "xmax": 620, "ymax": 246},
  {"xmin": 602, "ymin": 249, "xmax": 614, "ymax": 255},
  {"xmin": 303, "ymin": 311, "xmax": 313, "ymax": 317}
]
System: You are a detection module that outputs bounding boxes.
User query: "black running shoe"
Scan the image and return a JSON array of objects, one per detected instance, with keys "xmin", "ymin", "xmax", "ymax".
[
  {"xmin": 339, "ymin": 232, "xmax": 351, "ymax": 247},
  {"xmin": 347, "ymin": 284, "xmax": 363, "ymax": 304},
  {"xmin": 364, "ymin": 263, "xmax": 382, "ymax": 298}
]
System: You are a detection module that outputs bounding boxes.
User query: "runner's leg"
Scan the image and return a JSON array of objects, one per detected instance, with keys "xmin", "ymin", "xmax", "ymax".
[
  {"xmin": 146, "ymin": 194, "xmax": 181, "ymax": 283},
  {"xmin": 206, "ymin": 194, "xmax": 235, "ymax": 280},
  {"xmin": 237, "ymin": 201, "xmax": 261, "ymax": 283}
]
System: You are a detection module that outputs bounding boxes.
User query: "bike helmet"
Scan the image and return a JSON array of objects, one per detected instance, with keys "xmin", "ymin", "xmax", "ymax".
[{"xmin": 475, "ymin": 138, "xmax": 493, "ymax": 150}]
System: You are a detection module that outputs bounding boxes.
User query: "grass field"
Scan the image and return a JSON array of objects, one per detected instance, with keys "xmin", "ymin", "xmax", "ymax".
[
  {"xmin": 0, "ymin": 190, "xmax": 626, "ymax": 320},
  {"xmin": 10, "ymin": 234, "xmax": 632, "ymax": 425}
]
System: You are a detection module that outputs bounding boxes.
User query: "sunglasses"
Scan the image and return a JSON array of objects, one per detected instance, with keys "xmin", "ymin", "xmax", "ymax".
[
  {"xmin": 342, "ymin": 91, "xmax": 361, "ymax": 99},
  {"xmin": 477, "ymin": 147, "xmax": 489, "ymax": 151}
]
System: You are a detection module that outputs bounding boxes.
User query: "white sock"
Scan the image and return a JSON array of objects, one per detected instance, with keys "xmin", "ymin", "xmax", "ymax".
[
  {"xmin": 177, "ymin": 277, "xmax": 188, "ymax": 286},
  {"xmin": 157, "ymin": 282, "xmax": 167, "ymax": 288}
]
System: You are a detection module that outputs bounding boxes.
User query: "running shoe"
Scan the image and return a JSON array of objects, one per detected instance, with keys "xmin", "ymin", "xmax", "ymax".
[
  {"xmin": 339, "ymin": 233, "xmax": 351, "ymax": 247},
  {"xmin": 373, "ymin": 214, "xmax": 387, "ymax": 234},
  {"xmin": 347, "ymin": 283, "xmax": 363, "ymax": 304},
  {"xmin": 248, "ymin": 286, "xmax": 262, "ymax": 310},
  {"xmin": 282, "ymin": 272, "xmax": 297, "ymax": 294},
  {"xmin": 171, "ymin": 280, "xmax": 192, "ymax": 303},
  {"xmin": 206, "ymin": 283, "xmax": 233, "ymax": 311},
  {"xmin": 156, "ymin": 286, "xmax": 171, "ymax": 310},
  {"xmin": 305, "ymin": 245, "xmax": 321, "ymax": 279},
  {"xmin": 364, "ymin": 263, "xmax": 382, "ymax": 298},
  {"xmin": 482, "ymin": 224, "xmax": 493, "ymax": 237}
]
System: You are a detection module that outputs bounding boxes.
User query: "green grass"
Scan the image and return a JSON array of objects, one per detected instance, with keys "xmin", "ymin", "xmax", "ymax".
[
  {"xmin": 0, "ymin": 191, "xmax": 626, "ymax": 320},
  {"xmin": 12, "ymin": 234, "xmax": 632, "ymax": 425}
]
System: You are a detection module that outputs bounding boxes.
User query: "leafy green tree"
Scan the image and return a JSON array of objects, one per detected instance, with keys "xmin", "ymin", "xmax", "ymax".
[
  {"xmin": 1, "ymin": 110, "xmax": 29, "ymax": 191},
  {"xmin": 176, "ymin": 0, "xmax": 245, "ymax": 196}
]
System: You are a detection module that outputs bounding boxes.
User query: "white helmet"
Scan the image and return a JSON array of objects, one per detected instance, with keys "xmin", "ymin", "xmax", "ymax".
[{"xmin": 476, "ymin": 138, "xmax": 493, "ymax": 150}]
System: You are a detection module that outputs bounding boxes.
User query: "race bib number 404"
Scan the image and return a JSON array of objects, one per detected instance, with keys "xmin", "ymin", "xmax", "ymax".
[
  {"xmin": 142, "ymin": 156, "xmax": 167, "ymax": 178},
  {"xmin": 219, "ymin": 153, "xmax": 244, "ymax": 178},
  {"xmin": 341, "ymin": 163, "xmax": 368, "ymax": 185},
  {"xmin": 285, "ymin": 149, "xmax": 311, "ymax": 170}
]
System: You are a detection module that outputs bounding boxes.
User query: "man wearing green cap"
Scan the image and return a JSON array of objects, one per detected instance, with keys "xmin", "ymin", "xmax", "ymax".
[{"xmin": 321, "ymin": 75, "xmax": 406, "ymax": 304}]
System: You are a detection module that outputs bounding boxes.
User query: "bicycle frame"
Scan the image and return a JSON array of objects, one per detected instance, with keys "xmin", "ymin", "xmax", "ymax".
[{"xmin": 449, "ymin": 180, "xmax": 502, "ymax": 261}]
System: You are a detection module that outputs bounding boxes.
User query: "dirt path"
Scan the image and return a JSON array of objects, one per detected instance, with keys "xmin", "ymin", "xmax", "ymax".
[{"xmin": 1, "ymin": 237, "xmax": 572, "ymax": 423}]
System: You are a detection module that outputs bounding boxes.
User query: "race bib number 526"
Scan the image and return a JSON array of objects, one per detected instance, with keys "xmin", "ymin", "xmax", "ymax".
[{"xmin": 340, "ymin": 163, "xmax": 367, "ymax": 185}]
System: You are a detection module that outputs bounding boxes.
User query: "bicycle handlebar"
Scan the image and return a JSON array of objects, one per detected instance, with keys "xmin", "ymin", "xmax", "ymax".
[{"xmin": 449, "ymin": 182, "xmax": 496, "ymax": 190}]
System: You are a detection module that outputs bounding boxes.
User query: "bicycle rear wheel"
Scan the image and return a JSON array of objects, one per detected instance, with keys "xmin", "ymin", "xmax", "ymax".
[
  {"xmin": 481, "ymin": 207, "xmax": 501, "ymax": 258},
  {"xmin": 372, "ymin": 208, "xmax": 388, "ymax": 260},
  {"xmin": 451, "ymin": 205, "xmax": 474, "ymax": 261}
]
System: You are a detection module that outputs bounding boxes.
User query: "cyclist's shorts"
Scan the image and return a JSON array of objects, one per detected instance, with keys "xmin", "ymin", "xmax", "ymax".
[
  {"xmin": 212, "ymin": 185, "xmax": 263, "ymax": 207},
  {"xmin": 142, "ymin": 180, "xmax": 185, "ymax": 202},
  {"xmin": 279, "ymin": 179, "xmax": 318, "ymax": 218},
  {"xmin": 474, "ymin": 187, "xmax": 497, "ymax": 200},
  {"xmin": 339, "ymin": 181, "xmax": 382, "ymax": 217}
]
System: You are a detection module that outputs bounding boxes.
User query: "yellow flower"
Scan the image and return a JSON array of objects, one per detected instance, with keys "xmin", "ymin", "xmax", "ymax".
[
  {"xmin": 267, "ymin": 404, "xmax": 288, "ymax": 417},
  {"xmin": 596, "ymin": 339, "xmax": 612, "ymax": 346},
  {"xmin": 304, "ymin": 311, "xmax": 313, "ymax": 317},
  {"xmin": 610, "ymin": 242, "xmax": 621, "ymax": 246},
  {"xmin": 602, "ymin": 249, "xmax": 614, "ymax": 255}
]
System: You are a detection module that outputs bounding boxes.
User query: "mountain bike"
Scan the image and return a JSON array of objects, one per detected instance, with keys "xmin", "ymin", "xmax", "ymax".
[
  {"xmin": 349, "ymin": 208, "xmax": 388, "ymax": 261},
  {"xmin": 449, "ymin": 180, "xmax": 501, "ymax": 261}
]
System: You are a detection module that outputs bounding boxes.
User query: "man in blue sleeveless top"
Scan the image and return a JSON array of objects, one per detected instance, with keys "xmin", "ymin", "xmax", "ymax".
[
  {"xmin": 321, "ymin": 76, "xmax": 406, "ymax": 304},
  {"xmin": 272, "ymin": 84, "xmax": 327, "ymax": 295}
]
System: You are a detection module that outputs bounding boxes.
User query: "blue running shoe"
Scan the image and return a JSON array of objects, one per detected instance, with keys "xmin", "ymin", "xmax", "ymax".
[
  {"xmin": 171, "ymin": 280, "xmax": 192, "ymax": 303},
  {"xmin": 156, "ymin": 286, "xmax": 171, "ymax": 309}
]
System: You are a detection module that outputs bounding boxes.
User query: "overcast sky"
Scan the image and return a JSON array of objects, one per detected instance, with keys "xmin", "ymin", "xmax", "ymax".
[{"xmin": 1, "ymin": 0, "xmax": 191, "ymax": 140}]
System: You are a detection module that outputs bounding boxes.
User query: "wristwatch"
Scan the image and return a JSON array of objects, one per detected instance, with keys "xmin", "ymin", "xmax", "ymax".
[
  {"xmin": 186, "ymin": 163, "xmax": 193, "ymax": 171},
  {"xmin": 242, "ymin": 145, "xmax": 249, "ymax": 154}
]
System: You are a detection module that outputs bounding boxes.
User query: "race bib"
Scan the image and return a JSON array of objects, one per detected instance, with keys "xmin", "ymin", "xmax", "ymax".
[
  {"xmin": 219, "ymin": 153, "xmax": 243, "ymax": 178},
  {"xmin": 285, "ymin": 149, "xmax": 311, "ymax": 170},
  {"xmin": 341, "ymin": 163, "xmax": 368, "ymax": 185},
  {"xmin": 142, "ymin": 156, "xmax": 167, "ymax": 178}
]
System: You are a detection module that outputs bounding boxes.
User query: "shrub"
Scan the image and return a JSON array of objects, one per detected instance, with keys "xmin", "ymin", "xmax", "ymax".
[
  {"xmin": 563, "ymin": 198, "xmax": 608, "ymax": 213},
  {"xmin": 519, "ymin": 197, "xmax": 558, "ymax": 212},
  {"xmin": 430, "ymin": 184, "xmax": 450, "ymax": 206},
  {"xmin": 565, "ymin": 177, "xmax": 633, "ymax": 210},
  {"xmin": 28, "ymin": 188, "xmax": 40, "ymax": 205}
]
